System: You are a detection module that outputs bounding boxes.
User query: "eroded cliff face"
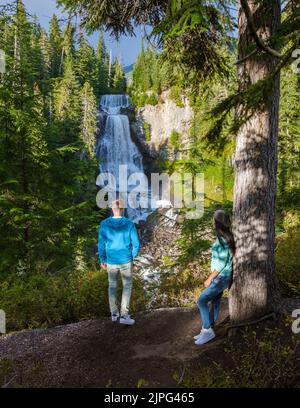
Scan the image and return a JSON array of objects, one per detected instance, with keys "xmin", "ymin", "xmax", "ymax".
[{"xmin": 130, "ymin": 90, "xmax": 193, "ymax": 160}]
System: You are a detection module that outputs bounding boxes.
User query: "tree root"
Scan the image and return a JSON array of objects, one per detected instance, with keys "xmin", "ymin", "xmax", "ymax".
[
  {"xmin": 177, "ymin": 365, "xmax": 186, "ymax": 386},
  {"xmin": 226, "ymin": 312, "xmax": 277, "ymax": 336}
]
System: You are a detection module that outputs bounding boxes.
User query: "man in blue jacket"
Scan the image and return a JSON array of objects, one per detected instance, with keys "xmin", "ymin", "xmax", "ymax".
[{"xmin": 98, "ymin": 199, "xmax": 140, "ymax": 325}]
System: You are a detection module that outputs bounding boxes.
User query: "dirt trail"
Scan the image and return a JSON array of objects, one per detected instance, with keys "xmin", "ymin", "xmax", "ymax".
[{"xmin": 0, "ymin": 302, "xmax": 229, "ymax": 388}]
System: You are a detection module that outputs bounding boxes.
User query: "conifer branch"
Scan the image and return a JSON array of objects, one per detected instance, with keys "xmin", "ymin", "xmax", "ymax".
[{"xmin": 235, "ymin": 47, "xmax": 258, "ymax": 64}]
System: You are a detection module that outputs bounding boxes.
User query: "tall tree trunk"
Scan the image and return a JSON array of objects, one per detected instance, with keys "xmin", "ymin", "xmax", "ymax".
[{"xmin": 229, "ymin": 0, "xmax": 281, "ymax": 322}]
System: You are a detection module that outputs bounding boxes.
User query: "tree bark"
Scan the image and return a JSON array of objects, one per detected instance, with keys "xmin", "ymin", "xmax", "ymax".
[{"xmin": 229, "ymin": 0, "xmax": 281, "ymax": 322}]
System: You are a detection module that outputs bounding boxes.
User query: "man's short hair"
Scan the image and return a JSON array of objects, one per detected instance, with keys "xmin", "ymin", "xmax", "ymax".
[{"xmin": 112, "ymin": 199, "xmax": 125, "ymax": 209}]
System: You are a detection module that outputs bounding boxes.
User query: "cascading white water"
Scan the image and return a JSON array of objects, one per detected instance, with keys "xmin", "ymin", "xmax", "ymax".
[
  {"xmin": 96, "ymin": 94, "xmax": 150, "ymax": 223},
  {"xmin": 100, "ymin": 95, "xmax": 129, "ymax": 115}
]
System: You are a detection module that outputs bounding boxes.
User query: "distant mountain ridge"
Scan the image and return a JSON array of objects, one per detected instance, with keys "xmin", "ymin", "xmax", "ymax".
[{"xmin": 124, "ymin": 64, "xmax": 134, "ymax": 74}]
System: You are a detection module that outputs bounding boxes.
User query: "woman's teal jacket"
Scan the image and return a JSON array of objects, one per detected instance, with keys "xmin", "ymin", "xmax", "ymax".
[{"xmin": 211, "ymin": 238, "xmax": 233, "ymax": 278}]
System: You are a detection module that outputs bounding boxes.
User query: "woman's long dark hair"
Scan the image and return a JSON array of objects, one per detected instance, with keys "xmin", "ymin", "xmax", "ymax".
[{"xmin": 213, "ymin": 210, "xmax": 236, "ymax": 255}]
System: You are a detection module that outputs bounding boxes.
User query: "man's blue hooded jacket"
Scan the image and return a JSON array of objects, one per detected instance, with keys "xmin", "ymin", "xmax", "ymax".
[{"xmin": 98, "ymin": 217, "xmax": 140, "ymax": 265}]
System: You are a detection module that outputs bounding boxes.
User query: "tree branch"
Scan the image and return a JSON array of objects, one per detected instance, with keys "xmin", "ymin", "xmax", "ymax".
[
  {"xmin": 235, "ymin": 47, "xmax": 259, "ymax": 64},
  {"xmin": 240, "ymin": 0, "xmax": 282, "ymax": 58}
]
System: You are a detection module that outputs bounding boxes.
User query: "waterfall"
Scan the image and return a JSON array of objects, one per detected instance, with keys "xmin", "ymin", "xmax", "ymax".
[{"xmin": 96, "ymin": 94, "xmax": 150, "ymax": 223}]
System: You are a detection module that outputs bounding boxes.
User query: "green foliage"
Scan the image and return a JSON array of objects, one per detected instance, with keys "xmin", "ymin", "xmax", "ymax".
[
  {"xmin": 0, "ymin": 359, "xmax": 14, "ymax": 388},
  {"xmin": 130, "ymin": 46, "xmax": 171, "ymax": 107},
  {"xmin": 275, "ymin": 69, "xmax": 300, "ymax": 298},
  {"xmin": 130, "ymin": 92, "xmax": 158, "ymax": 109},
  {"xmin": 130, "ymin": 93, "xmax": 146, "ymax": 109},
  {"xmin": 59, "ymin": 0, "xmax": 235, "ymax": 84},
  {"xmin": 169, "ymin": 129, "xmax": 181, "ymax": 151},
  {"xmin": 278, "ymin": 68, "xmax": 300, "ymax": 204},
  {"xmin": 49, "ymin": 14, "xmax": 62, "ymax": 78},
  {"xmin": 177, "ymin": 201, "xmax": 233, "ymax": 265},
  {"xmin": 75, "ymin": 32, "xmax": 98, "ymax": 89},
  {"xmin": 95, "ymin": 32, "xmax": 109, "ymax": 96},
  {"xmin": 153, "ymin": 202, "xmax": 233, "ymax": 308},
  {"xmin": 0, "ymin": 266, "xmax": 108, "ymax": 331},
  {"xmin": 169, "ymin": 85, "xmax": 184, "ymax": 107},
  {"xmin": 188, "ymin": 70, "xmax": 237, "ymax": 154},
  {"xmin": 143, "ymin": 122, "xmax": 151, "ymax": 142},
  {"xmin": 110, "ymin": 59, "xmax": 126, "ymax": 94},
  {"xmin": 132, "ymin": 44, "xmax": 154, "ymax": 94},
  {"xmin": 146, "ymin": 94, "xmax": 158, "ymax": 106},
  {"xmin": 181, "ymin": 322, "xmax": 300, "ymax": 388},
  {"xmin": 276, "ymin": 220, "xmax": 300, "ymax": 297},
  {"xmin": 80, "ymin": 81, "xmax": 97, "ymax": 157},
  {"xmin": 202, "ymin": 159, "xmax": 234, "ymax": 205},
  {"xmin": 136, "ymin": 378, "xmax": 149, "ymax": 388},
  {"xmin": 157, "ymin": 265, "xmax": 209, "ymax": 309}
]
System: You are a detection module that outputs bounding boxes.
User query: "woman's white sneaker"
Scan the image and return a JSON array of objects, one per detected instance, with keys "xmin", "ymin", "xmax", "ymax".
[
  {"xmin": 120, "ymin": 315, "xmax": 135, "ymax": 325},
  {"xmin": 194, "ymin": 328, "xmax": 215, "ymax": 345}
]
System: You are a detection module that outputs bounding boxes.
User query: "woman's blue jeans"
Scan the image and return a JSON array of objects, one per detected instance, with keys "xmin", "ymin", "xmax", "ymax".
[{"xmin": 197, "ymin": 274, "xmax": 230, "ymax": 329}]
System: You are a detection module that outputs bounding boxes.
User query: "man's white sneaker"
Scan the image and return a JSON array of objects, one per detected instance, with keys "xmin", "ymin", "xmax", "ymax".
[
  {"xmin": 194, "ymin": 328, "xmax": 215, "ymax": 345},
  {"xmin": 111, "ymin": 313, "xmax": 119, "ymax": 322},
  {"xmin": 120, "ymin": 315, "xmax": 135, "ymax": 326}
]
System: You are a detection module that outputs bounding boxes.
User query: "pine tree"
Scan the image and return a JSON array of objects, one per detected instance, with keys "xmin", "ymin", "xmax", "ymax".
[
  {"xmin": 38, "ymin": 28, "xmax": 51, "ymax": 81},
  {"xmin": 60, "ymin": 21, "xmax": 75, "ymax": 75},
  {"xmin": 95, "ymin": 32, "xmax": 109, "ymax": 96},
  {"xmin": 111, "ymin": 59, "xmax": 126, "ymax": 94},
  {"xmin": 75, "ymin": 32, "xmax": 97, "ymax": 89},
  {"xmin": 230, "ymin": 1, "xmax": 281, "ymax": 322},
  {"xmin": 80, "ymin": 81, "xmax": 97, "ymax": 158},
  {"xmin": 49, "ymin": 14, "xmax": 62, "ymax": 78},
  {"xmin": 132, "ymin": 42, "xmax": 151, "ymax": 94},
  {"xmin": 53, "ymin": 56, "xmax": 80, "ymax": 127}
]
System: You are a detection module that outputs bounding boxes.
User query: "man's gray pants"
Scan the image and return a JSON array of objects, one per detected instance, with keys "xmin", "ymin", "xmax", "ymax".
[{"xmin": 107, "ymin": 262, "xmax": 133, "ymax": 317}]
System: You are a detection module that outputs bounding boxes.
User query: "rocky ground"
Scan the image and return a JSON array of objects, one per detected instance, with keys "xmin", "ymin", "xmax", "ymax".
[{"xmin": 137, "ymin": 209, "xmax": 182, "ymax": 261}]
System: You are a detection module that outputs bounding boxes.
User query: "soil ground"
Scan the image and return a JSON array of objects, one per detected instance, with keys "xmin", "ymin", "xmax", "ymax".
[
  {"xmin": 0, "ymin": 302, "xmax": 230, "ymax": 388},
  {"xmin": 1, "ymin": 298, "xmax": 299, "ymax": 388}
]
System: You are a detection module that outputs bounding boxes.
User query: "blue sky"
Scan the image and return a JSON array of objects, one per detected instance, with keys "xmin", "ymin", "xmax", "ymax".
[{"xmin": 0, "ymin": 0, "xmax": 143, "ymax": 66}]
